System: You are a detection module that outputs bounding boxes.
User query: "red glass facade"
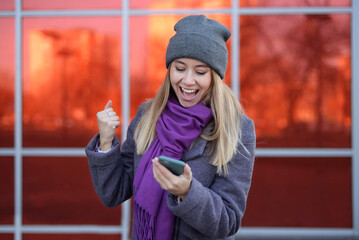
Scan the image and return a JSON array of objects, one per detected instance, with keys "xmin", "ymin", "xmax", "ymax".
[
  {"xmin": 240, "ymin": 14, "xmax": 351, "ymax": 148},
  {"xmin": 0, "ymin": 18, "xmax": 15, "ymax": 147},
  {"xmin": 243, "ymin": 157, "xmax": 352, "ymax": 227},
  {"xmin": 0, "ymin": 157, "xmax": 14, "ymax": 225},
  {"xmin": 240, "ymin": 0, "xmax": 351, "ymax": 7},
  {"xmin": 22, "ymin": 157, "xmax": 122, "ymax": 225},
  {"xmin": 22, "ymin": 17, "xmax": 122, "ymax": 147}
]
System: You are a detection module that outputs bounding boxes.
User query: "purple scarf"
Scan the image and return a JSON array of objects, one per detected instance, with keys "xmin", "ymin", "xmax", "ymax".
[{"xmin": 133, "ymin": 96, "xmax": 213, "ymax": 239}]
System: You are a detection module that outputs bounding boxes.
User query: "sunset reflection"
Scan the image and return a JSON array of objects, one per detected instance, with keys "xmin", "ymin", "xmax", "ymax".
[
  {"xmin": 0, "ymin": 18, "xmax": 15, "ymax": 147},
  {"xmin": 240, "ymin": 14, "xmax": 351, "ymax": 148},
  {"xmin": 131, "ymin": 0, "xmax": 230, "ymax": 9},
  {"xmin": 23, "ymin": 0, "xmax": 121, "ymax": 10},
  {"xmin": 23, "ymin": 18, "xmax": 122, "ymax": 147},
  {"xmin": 0, "ymin": 0, "xmax": 14, "ymax": 10}
]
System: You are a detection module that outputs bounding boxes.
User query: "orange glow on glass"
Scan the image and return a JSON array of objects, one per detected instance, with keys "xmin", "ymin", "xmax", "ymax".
[
  {"xmin": 23, "ymin": 0, "xmax": 121, "ymax": 10},
  {"xmin": 131, "ymin": 0, "xmax": 230, "ymax": 9},
  {"xmin": 240, "ymin": 14, "xmax": 351, "ymax": 148},
  {"xmin": 0, "ymin": 18, "xmax": 15, "ymax": 147},
  {"xmin": 0, "ymin": 0, "xmax": 14, "ymax": 10},
  {"xmin": 23, "ymin": 17, "xmax": 122, "ymax": 147}
]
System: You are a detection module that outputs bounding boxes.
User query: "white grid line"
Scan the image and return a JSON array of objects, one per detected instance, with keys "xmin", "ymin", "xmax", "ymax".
[
  {"xmin": 121, "ymin": 0, "xmax": 131, "ymax": 239},
  {"xmin": 351, "ymin": 0, "xmax": 359, "ymax": 238},
  {"xmin": 14, "ymin": 0, "xmax": 23, "ymax": 239}
]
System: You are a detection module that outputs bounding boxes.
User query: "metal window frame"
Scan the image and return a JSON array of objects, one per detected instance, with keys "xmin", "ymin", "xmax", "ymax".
[{"xmin": 0, "ymin": 0, "xmax": 357, "ymax": 239}]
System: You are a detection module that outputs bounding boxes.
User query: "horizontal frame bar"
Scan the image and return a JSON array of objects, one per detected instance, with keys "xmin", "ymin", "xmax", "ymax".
[
  {"xmin": 0, "ymin": 11, "xmax": 15, "ymax": 17},
  {"xmin": 255, "ymin": 148, "xmax": 352, "ymax": 158},
  {"xmin": 0, "ymin": 225, "xmax": 353, "ymax": 238},
  {"xmin": 236, "ymin": 227, "xmax": 354, "ymax": 239},
  {"xmin": 0, "ymin": 225, "xmax": 123, "ymax": 234},
  {"xmin": 0, "ymin": 6, "xmax": 351, "ymax": 17},
  {"xmin": 0, "ymin": 148, "xmax": 352, "ymax": 157}
]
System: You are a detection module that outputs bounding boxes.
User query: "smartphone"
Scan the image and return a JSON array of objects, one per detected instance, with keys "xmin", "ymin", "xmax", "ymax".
[{"xmin": 158, "ymin": 156, "xmax": 185, "ymax": 176}]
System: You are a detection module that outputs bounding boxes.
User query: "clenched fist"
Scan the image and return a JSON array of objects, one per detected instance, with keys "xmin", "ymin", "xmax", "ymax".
[{"xmin": 96, "ymin": 100, "xmax": 120, "ymax": 151}]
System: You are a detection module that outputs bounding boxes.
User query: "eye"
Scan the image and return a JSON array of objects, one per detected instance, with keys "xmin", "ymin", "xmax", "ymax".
[
  {"xmin": 196, "ymin": 71, "xmax": 207, "ymax": 75},
  {"xmin": 175, "ymin": 67, "xmax": 185, "ymax": 72}
]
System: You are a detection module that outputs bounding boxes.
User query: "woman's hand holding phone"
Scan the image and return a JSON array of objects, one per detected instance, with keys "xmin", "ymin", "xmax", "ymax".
[{"xmin": 152, "ymin": 157, "xmax": 192, "ymax": 200}]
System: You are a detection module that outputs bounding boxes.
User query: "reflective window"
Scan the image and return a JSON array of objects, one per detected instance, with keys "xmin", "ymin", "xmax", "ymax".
[
  {"xmin": 130, "ymin": 0, "xmax": 230, "ymax": 9},
  {"xmin": 23, "ymin": 0, "xmax": 121, "ymax": 10},
  {"xmin": 0, "ymin": 18, "xmax": 15, "ymax": 147},
  {"xmin": 240, "ymin": 0, "xmax": 351, "ymax": 7},
  {"xmin": 0, "ymin": 0, "xmax": 14, "ymax": 10},
  {"xmin": 22, "ymin": 17, "xmax": 122, "ymax": 147},
  {"xmin": 0, "ymin": 157, "xmax": 14, "ymax": 225},
  {"xmin": 0, "ymin": 234, "xmax": 13, "ymax": 240},
  {"xmin": 240, "ymin": 14, "xmax": 351, "ymax": 148},
  {"xmin": 23, "ymin": 234, "xmax": 122, "ymax": 240},
  {"xmin": 130, "ymin": 15, "xmax": 231, "ymax": 118},
  {"xmin": 243, "ymin": 157, "xmax": 352, "ymax": 227},
  {"xmin": 23, "ymin": 157, "xmax": 122, "ymax": 225}
]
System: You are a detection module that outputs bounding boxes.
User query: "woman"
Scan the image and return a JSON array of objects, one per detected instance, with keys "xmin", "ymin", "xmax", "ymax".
[{"xmin": 86, "ymin": 14, "xmax": 256, "ymax": 240}]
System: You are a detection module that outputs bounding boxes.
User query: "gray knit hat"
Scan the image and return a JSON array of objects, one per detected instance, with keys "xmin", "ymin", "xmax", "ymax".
[{"xmin": 165, "ymin": 15, "xmax": 231, "ymax": 79}]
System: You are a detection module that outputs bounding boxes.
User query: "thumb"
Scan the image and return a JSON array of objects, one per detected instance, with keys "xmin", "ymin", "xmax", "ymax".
[
  {"xmin": 183, "ymin": 164, "xmax": 192, "ymax": 179},
  {"xmin": 104, "ymin": 100, "xmax": 112, "ymax": 109}
]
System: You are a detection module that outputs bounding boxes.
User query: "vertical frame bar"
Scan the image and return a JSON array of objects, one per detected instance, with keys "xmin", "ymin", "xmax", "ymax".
[
  {"xmin": 351, "ymin": 0, "xmax": 359, "ymax": 238},
  {"xmin": 121, "ymin": 0, "xmax": 131, "ymax": 239},
  {"xmin": 14, "ymin": 0, "xmax": 22, "ymax": 239},
  {"xmin": 231, "ymin": 0, "xmax": 239, "ymax": 99}
]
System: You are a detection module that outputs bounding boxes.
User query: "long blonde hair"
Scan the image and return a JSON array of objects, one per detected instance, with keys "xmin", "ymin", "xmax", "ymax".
[{"xmin": 134, "ymin": 68, "xmax": 245, "ymax": 174}]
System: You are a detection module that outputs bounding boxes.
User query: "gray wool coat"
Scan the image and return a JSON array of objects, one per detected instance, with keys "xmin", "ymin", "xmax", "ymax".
[{"xmin": 85, "ymin": 103, "xmax": 256, "ymax": 240}]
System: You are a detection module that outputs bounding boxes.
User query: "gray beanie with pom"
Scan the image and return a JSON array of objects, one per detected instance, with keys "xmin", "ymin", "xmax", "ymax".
[{"xmin": 165, "ymin": 15, "xmax": 231, "ymax": 79}]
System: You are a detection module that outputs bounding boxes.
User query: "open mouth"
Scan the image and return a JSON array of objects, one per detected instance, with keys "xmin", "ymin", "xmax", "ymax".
[
  {"xmin": 180, "ymin": 87, "xmax": 199, "ymax": 95},
  {"xmin": 178, "ymin": 86, "xmax": 201, "ymax": 106},
  {"xmin": 180, "ymin": 87, "xmax": 199, "ymax": 101}
]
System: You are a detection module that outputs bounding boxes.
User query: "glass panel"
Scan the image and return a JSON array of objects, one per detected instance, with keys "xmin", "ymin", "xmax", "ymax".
[
  {"xmin": 0, "ymin": 0, "xmax": 14, "ymax": 10},
  {"xmin": 23, "ymin": 157, "xmax": 122, "ymax": 225},
  {"xmin": 130, "ymin": 14, "xmax": 231, "ymax": 118},
  {"xmin": 240, "ymin": 0, "xmax": 351, "ymax": 7},
  {"xmin": 131, "ymin": 0, "xmax": 230, "ymax": 9},
  {"xmin": 240, "ymin": 14, "xmax": 351, "ymax": 148},
  {"xmin": 0, "ymin": 234, "xmax": 13, "ymax": 240},
  {"xmin": 243, "ymin": 157, "xmax": 352, "ymax": 227},
  {"xmin": 23, "ymin": 0, "xmax": 121, "ymax": 10},
  {"xmin": 0, "ymin": 157, "xmax": 14, "ymax": 224},
  {"xmin": 23, "ymin": 17, "xmax": 122, "ymax": 147},
  {"xmin": 23, "ymin": 234, "xmax": 122, "ymax": 240},
  {"xmin": 0, "ymin": 18, "xmax": 14, "ymax": 147}
]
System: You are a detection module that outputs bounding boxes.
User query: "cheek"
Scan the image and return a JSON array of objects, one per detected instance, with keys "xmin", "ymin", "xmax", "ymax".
[
  {"xmin": 170, "ymin": 71, "xmax": 181, "ymax": 86},
  {"xmin": 201, "ymin": 76, "xmax": 212, "ymax": 92}
]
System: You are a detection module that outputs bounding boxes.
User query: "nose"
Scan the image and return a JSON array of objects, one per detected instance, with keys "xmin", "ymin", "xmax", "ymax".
[{"xmin": 182, "ymin": 71, "xmax": 195, "ymax": 85}]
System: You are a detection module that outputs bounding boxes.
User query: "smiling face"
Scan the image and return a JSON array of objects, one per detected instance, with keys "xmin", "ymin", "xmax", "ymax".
[{"xmin": 169, "ymin": 58, "xmax": 212, "ymax": 108}]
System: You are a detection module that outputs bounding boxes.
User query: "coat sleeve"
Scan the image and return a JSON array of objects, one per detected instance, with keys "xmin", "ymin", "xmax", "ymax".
[
  {"xmin": 85, "ymin": 105, "xmax": 144, "ymax": 207},
  {"xmin": 167, "ymin": 115, "xmax": 256, "ymax": 238}
]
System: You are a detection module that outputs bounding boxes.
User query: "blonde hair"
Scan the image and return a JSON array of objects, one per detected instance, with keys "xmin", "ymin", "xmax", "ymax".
[{"xmin": 134, "ymin": 68, "xmax": 245, "ymax": 174}]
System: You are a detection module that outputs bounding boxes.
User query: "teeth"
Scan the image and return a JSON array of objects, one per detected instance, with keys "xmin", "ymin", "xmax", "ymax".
[{"xmin": 181, "ymin": 87, "xmax": 197, "ymax": 93}]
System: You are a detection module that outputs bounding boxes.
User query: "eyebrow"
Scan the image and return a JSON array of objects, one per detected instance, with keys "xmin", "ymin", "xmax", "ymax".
[{"xmin": 173, "ymin": 60, "xmax": 209, "ymax": 68}]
